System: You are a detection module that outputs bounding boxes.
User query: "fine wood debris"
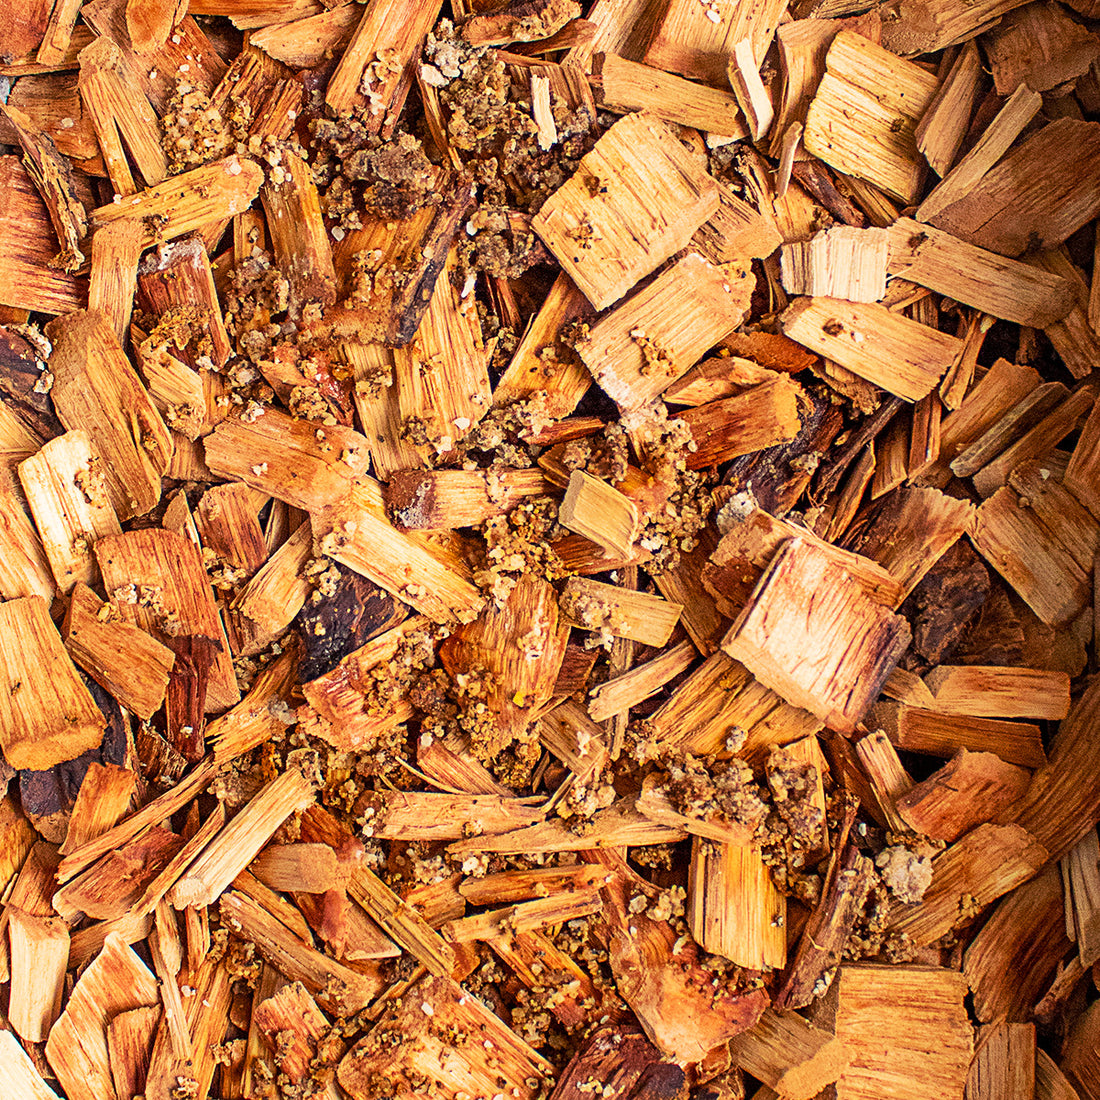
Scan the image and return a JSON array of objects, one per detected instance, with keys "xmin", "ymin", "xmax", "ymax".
[{"xmin": 2, "ymin": 2, "xmax": 1100, "ymax": 1100}]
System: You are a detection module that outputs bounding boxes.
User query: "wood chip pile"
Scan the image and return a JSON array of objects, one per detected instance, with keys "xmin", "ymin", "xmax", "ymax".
[{"xmin": 1, "ymin": 0, "xmax": 1100, "ymax": 1097}]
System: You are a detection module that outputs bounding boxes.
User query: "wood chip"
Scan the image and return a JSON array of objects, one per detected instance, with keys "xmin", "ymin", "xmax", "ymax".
[
  {"xmin": 532, "ymin": 112, "xmax": 720, "ymax": 310},
  {"xmin": 722, "ymin": 538, "xmax": 911, "ymax": 733},
  {"xmin": 781, "ymin": 296, "xmax": 963, "ymax": 402}
]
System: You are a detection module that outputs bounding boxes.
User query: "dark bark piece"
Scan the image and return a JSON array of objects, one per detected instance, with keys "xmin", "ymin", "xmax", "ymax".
[
  {"xmin": 18, "ymin": 674, "xmax": 126, "ymax": 835},
  {"xmin": 549, "ymin": 1025, "xmax": 682, "ymax": 1100},
  {"xmin": 899, "ymin": 539, "xmax": 991, "ymax": 668},
  {"xmin": 950, "ymin": 583, "xmax": 1025, "ymax": 668},
  {"xmin": 135, "ymin": 724, "xmax": 187, "ymax": 788},
  {"xmin": 791, "ymin": 160, "xmax": 869, "ymax": 228},
  {"xmin": 0, "ymin": 326, "xmax": 64, "ymax": 443},
  {"xmin": 295, "ymin": 563, "xmax": 407, "ymax": 683},
  {"xmin": 86, "ymin": 675, "xmax": 128, "ymax": 764},
  {"xmin": 773, "ymin": 795, "xmax": 871, "ymax": 1010},
  {"xmin": 18, "ymin": 767, "xmax": 75, "ymax": 838},
  {"xmin": 626, "ymin": 1063, "xmax": 686, "ymax": 1100},
  {"xmin": 328, "ymin": 168, "xmax": 475, "ymax": 347},
  {"xmin": 814, "ymin": 397, "xmax": 904, "ymax": 498},
  {"xmin": 723, "ymin": 384, "xmax": 845, "ymax": 518},
  {"xmin": 690, "ymin": 1068, "xmax": 744, "ymax": 1100}
]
